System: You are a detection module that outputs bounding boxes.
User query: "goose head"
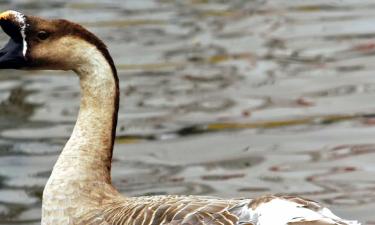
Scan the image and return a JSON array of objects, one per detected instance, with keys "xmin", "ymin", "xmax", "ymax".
[{"xmin": 0, "ymin": 10, "xmax": 110, "ymax": 71}]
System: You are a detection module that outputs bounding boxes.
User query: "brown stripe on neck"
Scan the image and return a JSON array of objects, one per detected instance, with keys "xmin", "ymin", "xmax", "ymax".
[
  {"xmin": 60, "ymin": 19, "xmax": 120, "ymax": 169},
  {"xmin": 82, "ymin": 28, "xmax": 119, "ymax": 170}
]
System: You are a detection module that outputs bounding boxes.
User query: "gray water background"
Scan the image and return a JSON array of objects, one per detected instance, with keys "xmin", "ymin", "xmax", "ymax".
[{"xmin": 0, "ymin": 0, "xmax": 374, "ymax": 224}]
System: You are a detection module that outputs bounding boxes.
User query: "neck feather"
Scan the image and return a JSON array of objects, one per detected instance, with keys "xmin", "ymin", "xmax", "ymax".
[{"xmin": 50, "ymin": 44, "xmax": 119, "ymax": 184}]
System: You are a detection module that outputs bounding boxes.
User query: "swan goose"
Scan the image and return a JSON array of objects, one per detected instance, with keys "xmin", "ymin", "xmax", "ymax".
[{"xmin": 0, "ymin": 10, "xmax": 360, "ymax": 225}]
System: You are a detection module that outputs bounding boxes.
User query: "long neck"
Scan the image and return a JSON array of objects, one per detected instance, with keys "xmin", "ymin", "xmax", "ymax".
[
  {"xmin": 42, "ymin": 44, "xmax": 120, "ymax": 225},
  {"xmin": 51, "ymin": 46, "xmax": 119, "ymax": 184}
]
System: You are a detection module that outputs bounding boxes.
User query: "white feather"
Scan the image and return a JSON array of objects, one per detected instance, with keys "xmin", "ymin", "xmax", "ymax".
[{"xmin": 248, "ymin": 198, "xmax": 361, "ymax": 225}]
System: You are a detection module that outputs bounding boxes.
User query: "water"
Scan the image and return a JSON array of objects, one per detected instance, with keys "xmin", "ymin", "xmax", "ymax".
[{"xmin": 0, "ymin": 0, "xmax": 375, "ymax": 224}]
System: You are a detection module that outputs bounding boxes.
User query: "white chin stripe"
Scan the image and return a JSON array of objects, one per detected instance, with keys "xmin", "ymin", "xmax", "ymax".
[{"xmin": 7, "ymin": 10, "xmax": 27, "ymax": 56}]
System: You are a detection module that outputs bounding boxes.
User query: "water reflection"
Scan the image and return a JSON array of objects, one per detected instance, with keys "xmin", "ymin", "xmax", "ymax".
[{"xmin": 0, "ymin": 0, "xmax": 375, "ymax": 224}]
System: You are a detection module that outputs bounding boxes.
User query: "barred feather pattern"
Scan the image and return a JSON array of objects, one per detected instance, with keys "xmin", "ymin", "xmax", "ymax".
[{"xmin": 74, "ymin": 195, "xmax": 360, "ymax": 225}]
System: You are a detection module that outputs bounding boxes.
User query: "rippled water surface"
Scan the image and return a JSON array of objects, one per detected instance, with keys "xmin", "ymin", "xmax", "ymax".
[{"xmin": 1, "ymin": 0, "xmax": 375, "ymax": 224}]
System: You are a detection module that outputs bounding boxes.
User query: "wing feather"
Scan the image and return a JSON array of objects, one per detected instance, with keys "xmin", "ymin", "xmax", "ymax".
[{"xmin": 77, "ymin": 195, "xmax": 359, "ymax": 225}]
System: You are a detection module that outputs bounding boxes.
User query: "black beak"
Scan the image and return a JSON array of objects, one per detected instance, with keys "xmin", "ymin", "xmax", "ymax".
[{"xmin": 0, "ymin": 17, "xmax": 27, "ymax": 69}]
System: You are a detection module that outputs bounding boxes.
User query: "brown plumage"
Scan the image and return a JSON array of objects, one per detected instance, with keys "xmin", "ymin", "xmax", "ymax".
[
  {"xmin": 0, "ymin": 10, "xmax": 361, "ymax": 225},
  {"xmin": 76, "ymin": 196, "xmax": 250, "ymax": 225}
]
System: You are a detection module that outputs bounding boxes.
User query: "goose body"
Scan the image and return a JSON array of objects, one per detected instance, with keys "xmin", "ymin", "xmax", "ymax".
[{"xmin": 0, "ymin": 10, "xmax": 360, "ymax": 225}]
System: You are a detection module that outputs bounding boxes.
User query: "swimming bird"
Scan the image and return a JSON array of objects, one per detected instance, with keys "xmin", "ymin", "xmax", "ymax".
[{"xmin": 0, "ymin": 10, "xmax": 361, "ymax": 225}]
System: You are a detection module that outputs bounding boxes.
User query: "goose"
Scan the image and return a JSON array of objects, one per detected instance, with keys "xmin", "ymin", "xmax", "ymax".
[{"xmin": 0, "ymin": 10, "xmax": 360, "ymax": 225}]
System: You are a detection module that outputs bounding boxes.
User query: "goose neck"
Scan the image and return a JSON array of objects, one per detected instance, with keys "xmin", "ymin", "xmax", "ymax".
[{"xmin": 51, "ymin": 45, "xmax": 119, "ymax": 184}]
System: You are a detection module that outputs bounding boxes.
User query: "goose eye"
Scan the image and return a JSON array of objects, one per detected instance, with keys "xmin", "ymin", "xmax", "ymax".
[{"xmin": 37, "ymin": 31, "xmax": 50, "ymax": 40}]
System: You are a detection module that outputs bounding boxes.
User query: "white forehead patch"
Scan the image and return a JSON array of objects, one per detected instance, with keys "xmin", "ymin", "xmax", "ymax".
[{"xmin": 7, "ymin": 10, "xmax": 27, "ymax": 56}]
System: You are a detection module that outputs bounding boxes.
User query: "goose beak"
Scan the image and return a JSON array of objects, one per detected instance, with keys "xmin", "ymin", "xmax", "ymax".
[{"xmin": 0, "ymin": 10, "xmax": 27, "ymax": 69}]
